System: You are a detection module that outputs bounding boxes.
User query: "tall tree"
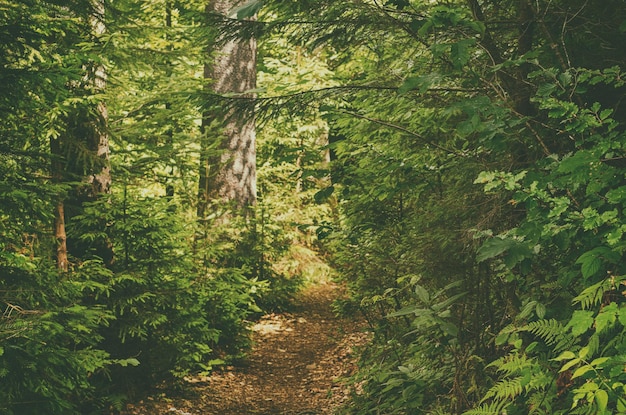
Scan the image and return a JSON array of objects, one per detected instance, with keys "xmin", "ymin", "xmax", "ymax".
[
  {"xmin": 198, "ymin": 0, "xmax": 257, "ymax": 218},
  {"xmin": 52, "ymin": 0, "xmax": 112, "ymax": 269}
]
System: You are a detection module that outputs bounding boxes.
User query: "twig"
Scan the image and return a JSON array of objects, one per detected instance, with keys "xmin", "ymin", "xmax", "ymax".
[{"xmin": 335, "ymin": 109, "xmax": 467, "ymax": 157}]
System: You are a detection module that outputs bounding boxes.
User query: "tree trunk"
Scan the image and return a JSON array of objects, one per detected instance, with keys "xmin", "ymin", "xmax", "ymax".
[
  {"xmin": 198, "ymin": 0, "xmax": 257, "ymax": 219},
  {"xmin": 50, "ymin": 133, "xmax": 68, "ymax": 271},
  {"xmin": 87, "ymin": 0, "xmax": 111, "ymax": 198},
  {"xmin": 55, "ymin": 0, "xmax": 112, "ymax": 269},
  {"xmin": 54, "ymin": 201, "xmax": 68, "ymax": 272}
]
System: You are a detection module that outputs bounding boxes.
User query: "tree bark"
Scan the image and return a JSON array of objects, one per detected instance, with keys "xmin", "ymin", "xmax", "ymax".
[
  {"xmin": 51, "ymin": 133, "xmax": 68, "ymax": 271},
  {"xmin": 54, "ymin": 200, "xmax": 68, "ymax": 272},
  {"xmin": 198, "ymin": 0, "xmax": 257, "ymax": 219},
  {"xmin": 87, "ymin": 0, "xmax": 111, "ymax": 198},
  {"xmin": 54, "ymin": 0, "xmax": 112, "ymax": 269}
]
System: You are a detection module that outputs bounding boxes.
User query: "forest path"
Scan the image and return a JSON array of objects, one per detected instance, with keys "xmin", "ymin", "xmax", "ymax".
[{"xmin": 122, "ymin": 282, "xmax": 369, "ymax": 415}]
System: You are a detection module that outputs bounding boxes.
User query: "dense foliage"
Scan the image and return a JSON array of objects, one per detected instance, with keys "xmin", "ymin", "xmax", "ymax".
[
  {"xmin": 251, "ymin": 1, "xmax": 626, "ymax": 414},
  {"xmin": 2, "ymin": 0, "xmax": 626, "ymax": 414},
  {"xmin": 0, "ymin": 0, "xmax": 317, "ymax": 413}
]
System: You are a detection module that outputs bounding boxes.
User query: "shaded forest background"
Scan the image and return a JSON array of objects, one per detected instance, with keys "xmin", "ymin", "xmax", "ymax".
[{"xmin": 1, "ymin": 0, "xmax": 626, "ymax": 414}]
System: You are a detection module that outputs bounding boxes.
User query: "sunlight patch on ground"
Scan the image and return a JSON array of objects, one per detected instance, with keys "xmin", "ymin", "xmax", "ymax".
[{"xmin": 251, "ymin": 314, "xmax": 295, "ymax": 335}]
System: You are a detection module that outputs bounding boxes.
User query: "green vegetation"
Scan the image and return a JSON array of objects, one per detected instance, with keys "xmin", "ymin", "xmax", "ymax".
[{"xmin": 1, "ymin": 0, "xmax": 626, "ymax": 414}]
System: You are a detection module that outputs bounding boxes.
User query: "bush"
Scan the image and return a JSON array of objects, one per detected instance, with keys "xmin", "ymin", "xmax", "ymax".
[{"xmin": 0, "ymin": 260, "xmax": 115, "ymax": 415}]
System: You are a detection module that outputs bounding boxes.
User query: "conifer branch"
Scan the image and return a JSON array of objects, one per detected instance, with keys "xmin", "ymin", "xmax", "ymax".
[{"xmin": 336, "ymin": 109, "xmax": 467, "ymax": 157}]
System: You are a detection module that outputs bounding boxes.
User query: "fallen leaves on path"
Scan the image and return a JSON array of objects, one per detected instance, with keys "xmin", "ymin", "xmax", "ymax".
[{"xmin": 120, "ymin": 282, "xmax": 370, "ymax": 415}]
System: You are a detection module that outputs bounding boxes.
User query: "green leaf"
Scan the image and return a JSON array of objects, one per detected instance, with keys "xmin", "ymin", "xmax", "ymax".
[
  {"xmin": 476, "ymin": 237, "xmax": 513, "ymax": 262},
  {"xmin": 554, "ymin": 350, "xmax": 576, "ymax": 361},
  {"xmin": 495, "ymin": 331, "xmax": 510, "ymax": 346},
  {"xmin": 229, "ymin": 0, "xmax": 264, "ymax": 19},
  {"xmin": 417, "ymin": 19, "xmax": 433, "ymax": 36},
  {"xmin": 116, "ymin": 357, "xmax": 140, "ymax": 367},
  {"xmin": 589, "ymin": 357, "xmax": 609, "ymax": 367},
  {"xmin": 566, "ymin": 310, "xmax": 594, "ymax": 337},
  {"xmin": 572, "ymin": 364, "xmax": 593, "ymax": 379},
  {"xmin": 606, "ymin": 186, "xmax": 626, "ymax": 204},
  {"xmin": 557, "ymin": 150, "xmax": 595, "ymax": 174},
  {"xmin": 581, "ymin": 256, "xmax": 601, "ymax": 279},
  {"xmin": 618, "ymin": 392, "xmax": 626, "ymax": 412},
  {"xmin": 414, "ymin": 284, "xmax": 430, "ymax": 304},
  {"xmin": 579, "ymin": 345, "xmax": 589, "ymax": 359},
  {"xmin": 526, "ymin": 341, "xmax": 538, "ymax": 353},
  {"xmin": 398, "ymin": 365, "xmax": 412, "ymax": 374},
  {"xmin": 619, "ymin": 305, "xmax": 626, "ymax": 326},
  {"xmin": 576, "ymin": 247, "xmax": 617, "ymax": 280},
  {"xmin": 477, "ymin": 237, "xmax": 531, "ymax": 266},
  {"xmin": 474, "ymin": 170, "xmax": 496, "ymax": 184},
  {"xmin": 504, "ymin": 243, "xmax": 532, "ymax": 268},
  {"xmin": 432, "ymin": 292, "xmax": 467, "ymax": 311},
  {"xmin": 451, "ymin": 39, "xmax": 475, "ymax": 69},
  {"xmin": 576, "ymin": 381, "xmax": 599, "ymax": 394},
  {"xmin": 387, "ymin": 305, "xmax": 423, "ymax": 318},
  {"xmin": 595, "ymin": 302, "xmax": 618, "ymax": 333},
  {"xmin": 314, "ymin": 186, "xmax": 334, "ymax": 204},
  {"xmin": 398, "ymin": 73, "xmax": 440, "ymax": 94},
  {"xmin": 535, "ymin": 302, "xmax": 546, "ymax": 319},
  {"xmin": 399, "ymin": 76, "xmax": 426, "ymax": 94},
  {"xmin": 595, "ymin": 389, "xmax": 608, "ymax": 412},
  {"xmin": 560, "ymin": 357, "xmax": 581, "ymax": 372},
  {"xmin": 440, "ymin": 320, "xmax": 459, "ymax": 337}
]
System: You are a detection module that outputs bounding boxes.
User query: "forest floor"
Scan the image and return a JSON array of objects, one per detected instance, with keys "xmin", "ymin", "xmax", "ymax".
[{"xmin": 119, "ymin": 281, "xmax": 370, "ymax": 415}]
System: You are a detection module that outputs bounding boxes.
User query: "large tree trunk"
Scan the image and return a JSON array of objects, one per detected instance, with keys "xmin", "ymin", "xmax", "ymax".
[{"xmin": 198, "ymin": 0, "xmax": 257, "ymax": 219}]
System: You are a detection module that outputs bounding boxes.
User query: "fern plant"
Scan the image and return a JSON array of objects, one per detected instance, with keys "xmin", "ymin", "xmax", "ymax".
[{"xmin": 468, "ymin": 274, "xmax": 626, "ymax": 415}]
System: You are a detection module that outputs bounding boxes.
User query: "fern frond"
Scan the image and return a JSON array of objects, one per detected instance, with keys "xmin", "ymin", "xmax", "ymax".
[
  {"xmin": 487, "ymin": 352, "xmax": 533, "ymax": 376},
  {"xmin": 520, "ymin": 319, "xmax": 574, "ymax": 352},
  {"xmin": 541, "ymin": 281, "xmax": 562, "ymax": 290},
  {"xmin": 521, "ymin": 319, "xmax": 562, "ymax": 342},
  {"xmin": 552, "ymin": 335, "xmax": 576, "ymax": 353},
  {"xmin": 526, "ymin": 389, "xmax": 555, "ymax": 414},
  {"xmin": 462, "ymin": 401, "xmax": 507, "ymax": 415},
  {"xmin": 527, "ymin": 371, "xmax": 552, "ymax": 392},
  {"xmin": 482, "ymin": 376, "xmax": 523, "ymax": 401},
  {"xmin": 573, "ymin": 278, "xmax": 614, "ymax": 309}
]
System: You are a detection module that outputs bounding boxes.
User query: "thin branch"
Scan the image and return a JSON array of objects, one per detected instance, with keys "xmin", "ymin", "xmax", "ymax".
[
  {"xmin": 524, "ymin": 0, "xmax": 570, "ymax": 72},
  {"xmin": 466, "ymin": 0, "xmax": 504, "ymax": 66},
  {"xmin": 560, "ymin": 0, "xmax": 588, "ymax": 69},
  {"xmin": 224, "ymin": 84, "xmax": 485, "ymax": 102},
  {"xmin": 336, "ymin": 109, "xmax": 467, "ymax": 157}
]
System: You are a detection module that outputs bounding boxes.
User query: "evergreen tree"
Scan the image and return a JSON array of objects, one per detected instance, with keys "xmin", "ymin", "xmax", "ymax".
[{"xmin": 198, "ymin": 0, "xmax": 258, "ymax": 218}]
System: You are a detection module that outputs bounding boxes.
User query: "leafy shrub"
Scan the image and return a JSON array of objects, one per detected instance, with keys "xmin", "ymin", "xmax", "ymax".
[
  {"xmin": 71, "ymin": 195, "xmax": 264, "ymax": 396},
  {"xmin": 467, "ymin": 65, "xmax": 626, "ymax": 414},
  {"xmin": 342, "ymin": 279, "xmax": 463, "ymax": 414},
  {"xmin": 0, "ymin": 260, "xmax": 115, "ymax": 415}
]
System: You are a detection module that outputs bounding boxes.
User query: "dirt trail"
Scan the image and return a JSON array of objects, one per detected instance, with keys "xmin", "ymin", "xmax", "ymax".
[{"xmin": 121, "ymin": 282, "xmax": 369, "ymax": 415}]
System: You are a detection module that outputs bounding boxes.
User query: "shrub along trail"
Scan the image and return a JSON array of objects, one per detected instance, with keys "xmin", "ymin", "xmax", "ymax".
[{"xmin": 120, "ymin": 282, "xmax": 369, "ymax": 415}]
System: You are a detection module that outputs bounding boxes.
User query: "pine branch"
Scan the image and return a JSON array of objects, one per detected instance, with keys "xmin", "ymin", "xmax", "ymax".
[{"xmin": 336, "ymin": 109, "xmax": 467, "ymax": 157}]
